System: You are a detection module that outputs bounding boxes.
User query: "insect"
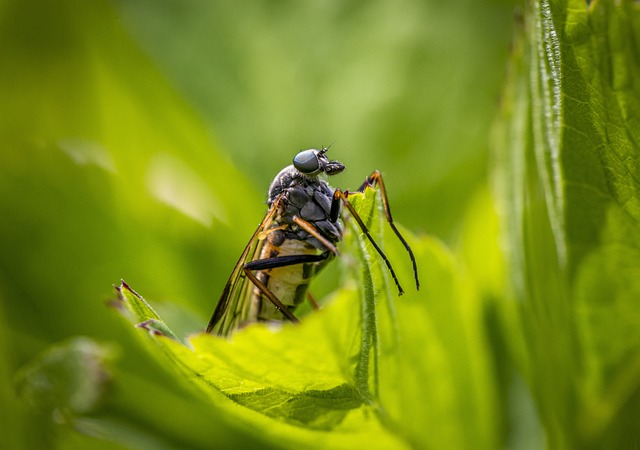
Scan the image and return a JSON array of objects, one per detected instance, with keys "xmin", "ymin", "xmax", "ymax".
[{"xmin": 206, "ymin": 147, "xmax": 419, "ymax": 336}]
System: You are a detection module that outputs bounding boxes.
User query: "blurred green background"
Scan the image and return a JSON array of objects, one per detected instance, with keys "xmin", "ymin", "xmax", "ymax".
[{"xmin": 0, "ymin": 0, "xmax": 517, "ymax": 448}]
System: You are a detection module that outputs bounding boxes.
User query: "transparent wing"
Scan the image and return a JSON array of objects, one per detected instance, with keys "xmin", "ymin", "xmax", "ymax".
[{"xmin": 206, "ymin": 198, "xmax": 280, "ymax": 336}]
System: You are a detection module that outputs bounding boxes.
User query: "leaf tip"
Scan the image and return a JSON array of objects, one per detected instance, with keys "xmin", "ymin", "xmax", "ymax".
[{"xmin": 136, "ymin": 319, "xmax": 179, "ymax": 341}]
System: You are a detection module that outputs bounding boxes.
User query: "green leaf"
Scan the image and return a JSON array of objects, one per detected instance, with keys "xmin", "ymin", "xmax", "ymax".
[
  {"xmin": 114, "ymin": 187, "xmax": 393, "ymax": 444},
  {"xmin": 115, "ymin": 183, "xmax": 499, "ymax": 449},
  {"xmin": 495, "ymin": 0, "xmax": 640, "ymax": 447}
]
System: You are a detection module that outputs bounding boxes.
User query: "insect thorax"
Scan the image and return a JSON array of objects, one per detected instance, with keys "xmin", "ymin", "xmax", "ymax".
[{"xmin": 267, "ymin": 165, "xmax": 343, "ymax": 250}]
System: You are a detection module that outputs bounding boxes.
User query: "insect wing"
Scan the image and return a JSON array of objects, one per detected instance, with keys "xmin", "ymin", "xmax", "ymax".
[
  {"xmin": 206, "ymin": 201, "xmax": 278, "ymax": 336},
  {"xmin": 206, "ymin": 237, "xmax": 263, "ymax": 336}
]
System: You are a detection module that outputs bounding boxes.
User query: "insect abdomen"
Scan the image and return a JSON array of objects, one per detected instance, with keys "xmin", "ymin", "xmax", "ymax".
[{"xmin": 250, "ymin": 239, "xmax": 320, "ymax": 322}]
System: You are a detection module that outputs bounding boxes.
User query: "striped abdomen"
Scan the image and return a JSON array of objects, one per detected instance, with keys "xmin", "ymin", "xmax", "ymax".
[{"xmin": 248, "ymin": 238, "xmax": 329, "ymax": 322}]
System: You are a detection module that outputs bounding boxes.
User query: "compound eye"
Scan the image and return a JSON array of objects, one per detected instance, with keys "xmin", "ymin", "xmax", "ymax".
[{"xmin": 293, "ymin": 149, "xmax": 320, "ymax": 174}]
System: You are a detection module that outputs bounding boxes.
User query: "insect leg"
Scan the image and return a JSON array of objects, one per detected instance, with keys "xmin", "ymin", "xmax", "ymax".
[
  {"xmin": 292, "ymin": 216, "xmax": 340, "ymax": 256},
  {"xmin": 358, "ymin": 170, "xmax": 420, "ymax": 290},
  {"xmin": 306, "ymin": 292, "xmax": 320, "ymax": 310},
  {"xmin": 332, "ymin": 188, "xmax": 405, "ymax": 296},
  {"xmin": 243, "ymin": 270, "xmax": 300, "ymax": 323},
  {"xmin": 243, "ymin": 252, "xmax": 332, "ymax": 322},
  {"xmin": 244, "ymin": 253, "xmax": 329, "ymax": 270}
]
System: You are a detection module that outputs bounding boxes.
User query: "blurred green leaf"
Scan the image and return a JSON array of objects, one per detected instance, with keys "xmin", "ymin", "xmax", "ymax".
[
  {"xmin": 0, "ymin": 0, "xmax": 271, "ymax": 448},
  {"xmin": 0, "ymin": 304, "xmax": 30, "ymax": 450},
  {"xmin": 495, "ymin": 0, "xmax": 640, "ymax": 447},
  {"xmin": 0, "ymin": 0, "xmax": 262, "ymax": 344},
  {"xmin": 16, "ymin": 337, "xmax": 114, "ymax": 416},
  {"xmin": 14, "ymin": 337, "xmax": 114, "ymax": 449}
]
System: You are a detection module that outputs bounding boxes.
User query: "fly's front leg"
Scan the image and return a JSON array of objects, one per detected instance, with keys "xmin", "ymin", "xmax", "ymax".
[
  {"xmin": 358, "ymin": 170, "xmax": 420, "ymax": 290},
  {"xmin": 243, "ymin": 253, "xmax": 331, "ymax": 323},
  {"xmin": 332, "ymin": 170, "xmax": 420, "ymax": 293},
  {"xmin": 331, "ymin": 188, "xmax": 405, "ymax": 295}
]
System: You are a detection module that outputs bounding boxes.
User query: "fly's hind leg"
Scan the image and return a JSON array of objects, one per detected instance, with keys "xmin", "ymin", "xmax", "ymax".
[
  {"xmin": 306, "ymin": 292, "xmax": 320, "ymax": 310},
  {"xmin": 243, "ymin": 252, "xmax": 331, "ymax": 322}
]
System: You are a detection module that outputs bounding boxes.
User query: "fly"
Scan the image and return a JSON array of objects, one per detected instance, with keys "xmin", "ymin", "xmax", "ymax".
[{"xmin": 206, "ymin": 147, "xmax": 419, "ymax": 336}]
